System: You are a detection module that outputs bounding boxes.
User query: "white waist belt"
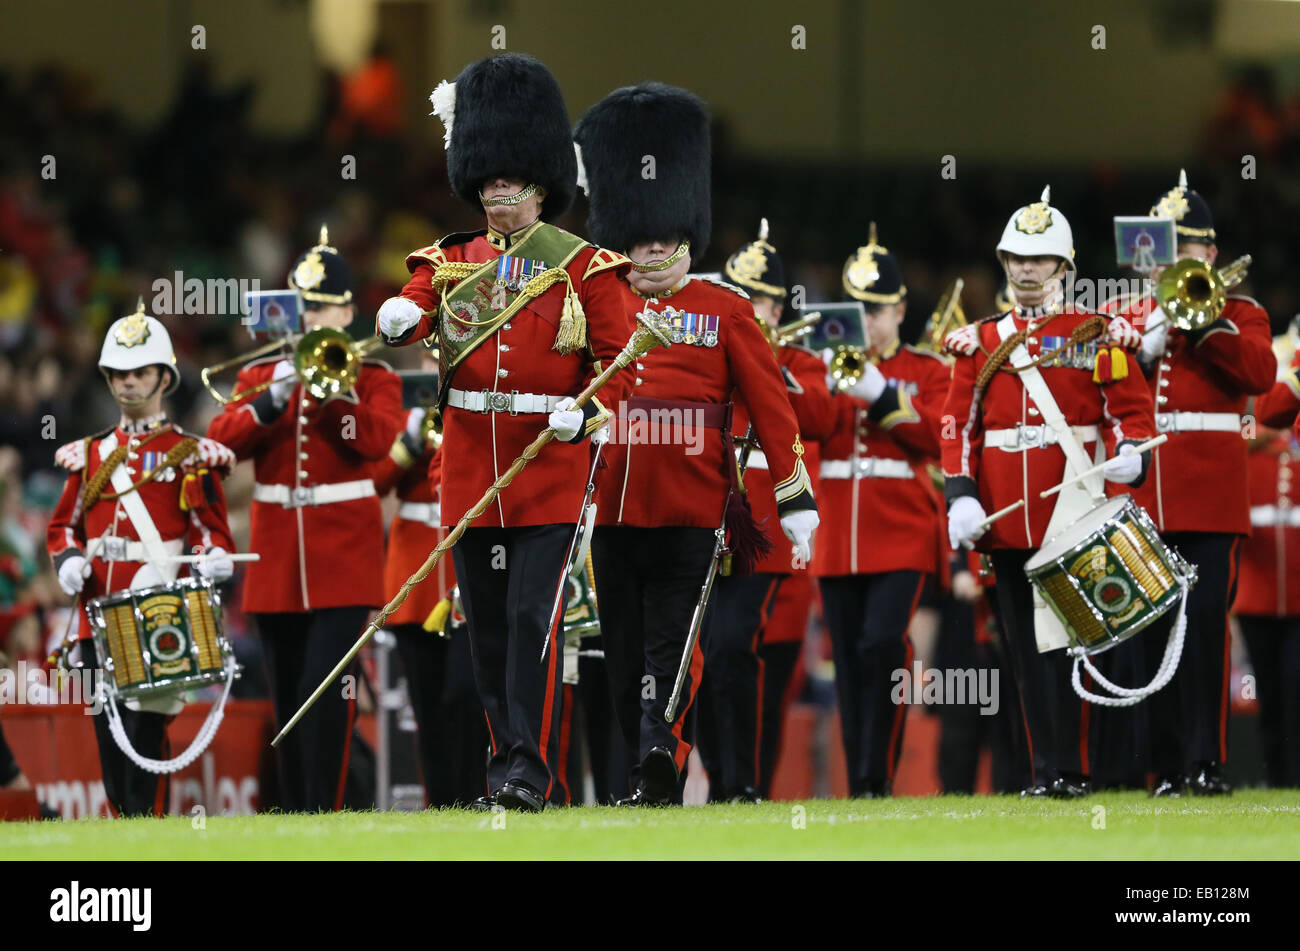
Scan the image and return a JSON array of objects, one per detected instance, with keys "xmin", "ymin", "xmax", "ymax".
[
  {"xmin": 253, "ymin": 479, "xmax": 376, "ymax": 508},
  {"xmin": 398, "ymin": 501, "xmax": 442, "ymax": 526},
  {"xmin": 820, "ymin": 458, "xmax": 914, "ymax": 480},
  {"xmin": 88, "ymin": 536, "xmax": 184, "ymax": 563},
  {"xmin": 447, "ymin": 388, "xmax": 564, "ymax": 415},
  {"xmin": 1155, "ymin": 412, "xmax": 1241, "ymax": 434},
  {"xmin": 984, "ymin": 424, "xmax": 1099, "ymax": 451},
  {"xmin": 1250, "ymin": 505, "xmax": 1300, "ymax": 528}
]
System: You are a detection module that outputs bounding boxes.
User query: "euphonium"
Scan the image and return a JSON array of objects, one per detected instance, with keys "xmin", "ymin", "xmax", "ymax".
[{"xmin": 1155, "ymin": 255, "xmax": 1251, "ymax": 332}]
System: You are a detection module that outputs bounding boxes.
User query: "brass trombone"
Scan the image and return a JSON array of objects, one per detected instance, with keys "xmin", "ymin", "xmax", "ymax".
[
  {"xmin": 922, "ymin": 278, "xmax": 966, "ymax": 352},
  {"xmin": 201, "ymin": 328, "xmax": 385, "ymax": 404},
  {"xmin": 828, "ymin": 345, "xmax": 870, "ymax": 392},
  {"xmin": 763, "ymin": 312, "xmax": 822, "ymax": 355},
  {"xmin": 1155, "ymin": 255, "xmax": 1251, "ymax": 331}
]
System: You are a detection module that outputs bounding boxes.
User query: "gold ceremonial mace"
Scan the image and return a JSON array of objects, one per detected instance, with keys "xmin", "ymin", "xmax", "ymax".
[{"xmin": 272, "ymin": 310, "xmax": 673, "ymax": 748}]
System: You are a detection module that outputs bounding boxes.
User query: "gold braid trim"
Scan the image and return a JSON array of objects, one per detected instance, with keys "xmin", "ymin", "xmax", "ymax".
[
  {"xmin": 429, "ymin": 261, "xmax": 483, "ymax": 298},
  {"xmin": 975, "ymin": 315, "xmax": 1106, "ymax": 390},
  {"xmin": 83, "ymin": 437, "xmax": 198, "ymax": 508}
]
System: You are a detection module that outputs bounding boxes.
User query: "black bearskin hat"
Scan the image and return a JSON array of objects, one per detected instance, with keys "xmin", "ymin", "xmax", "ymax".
[
  {"xmin": 431, "ymin": 54, "xmax": 576, "ymax": 221},
  {"xmin": 573, "ymin": 82, "xmax": 711, "ymax": 257}
]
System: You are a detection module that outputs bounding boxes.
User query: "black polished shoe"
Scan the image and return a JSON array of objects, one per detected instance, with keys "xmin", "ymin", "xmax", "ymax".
[
  {"xmin": 1049, "ymin": 774, "xmax": 1092, "ymax": 799},
  {"xmin": 1151, "ymin": 774, "xmax": 1186, "ymax": 798},
  {"xmin": 496, "ymin": 780, "xmax": 545, "ymax": 813},
  {"xmin": 467, "ymin": 793, "xmax": 498, "ymax": 812},
  {"xmin": 615, "ymin": 788, "xmax": 671, "ymax": 807},
  {"xmin": 728, "ymin": 786, "xmax": 764, "ymax": 804},
  {"xmin": 1188, "ymin": 762, "xmax": 1233, "ymax": 797},
  {"xmin": 1020, "ymin": 783, "xmax": 1051, "ymax": 798},
  {"xmin": 640, "ymin": 747, "xmax": 679, "ymax": 803}
]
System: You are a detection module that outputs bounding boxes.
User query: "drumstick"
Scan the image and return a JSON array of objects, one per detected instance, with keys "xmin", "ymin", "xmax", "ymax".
[
  {"xmin": 1039, "ymin": 435, "xmax": 1169, "ymax": 499},
  {"xmin": 164, "ymin": 553, "xmax": 262, "ymax": 563},
  {"xmin": 976, "ymin": 499, "xmax": 1024, "ymax": 532}
]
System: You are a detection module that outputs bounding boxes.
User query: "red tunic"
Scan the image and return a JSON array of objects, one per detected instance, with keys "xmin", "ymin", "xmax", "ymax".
[
  {"xmin": 1119, "ymin": 295, "xmax": 1276, "ymax": 534},
  {"xmin": 1254, "ymin": 349, "xmax": 1300, "ymax": 430},
  {"xmin": 1235, "ymin": 432, "xmax": 1300, "ymax": 617},
  {"xmin": 738, "ymin": 344, "xmax": 835, "ymax": 576},
  {"xmin": 46, "ymin": 419, "xmax": 236, "ymax": 640},
  {"xmin": 941, "ymin": 309, "xmax": 1156, "ymax": 550},
  {"xmin": 205, "ymin": 354, "xmax": 404, "ymax": 613},
  {"xmin": 374, "ymin": 438, "xmax": 457, "ymax": 628},
  {"xmin": 815, "ymin": 342, "xmax": 950, "ymax": 577},
  {"xmin": 383, "ymin": 225, "xmax": 636, "ymax": 528},
  {"xmin": 596, "ymin": 277, "xmax": 816, "ymax": 529}
]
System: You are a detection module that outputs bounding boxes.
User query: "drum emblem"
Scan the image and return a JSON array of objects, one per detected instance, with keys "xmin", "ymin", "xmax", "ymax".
[
  {"xmin": 149, "ymin": 625, "xmax": 187, "ymax": 663},
  {"xmin": 1092, "ymin": 575, "xmax": 1133, "ymax": 614}
]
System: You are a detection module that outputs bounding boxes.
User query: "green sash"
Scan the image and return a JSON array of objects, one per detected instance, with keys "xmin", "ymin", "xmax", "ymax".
[{"xmin": 436, "ymin": 223, "xmax": 589, "ymax": 399}]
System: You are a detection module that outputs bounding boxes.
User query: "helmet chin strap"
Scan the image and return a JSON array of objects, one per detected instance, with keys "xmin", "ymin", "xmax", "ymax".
[{"xmin": 108, "ymin": 365, "xmax": 168, "ymax": 412}]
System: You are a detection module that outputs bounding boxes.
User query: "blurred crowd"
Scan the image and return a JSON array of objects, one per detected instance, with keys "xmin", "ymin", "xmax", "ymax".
[{"xmin": 2, "ymin": 54, "xmax": 1298, "ymax": 722}]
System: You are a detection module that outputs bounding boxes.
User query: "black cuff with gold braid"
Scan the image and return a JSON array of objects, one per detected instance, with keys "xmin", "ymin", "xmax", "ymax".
[
  {"xmin": 567, "ymin": 397, "xmax": 611, "ymax": 444},
  {"xmin": 249, "ymin": 389, "xmax": 288, "ymax": 426},
  {"xmin": 776, "ymin": 488, "xmax": 817, "ymax": 516},
  {"xmin": 53, "ymin": 547, "xmax": 86, "ymax": 573},
  {"xmin": 944, "ymin": 475, "xmax": 979, "ymax": 508},
  {"xmin": 774, "ymin": 457, "xmax": 816, "ymax": 514},
  {"xmin": 866, "ymin": 385, "xmax": 918, "ymax": 429}
]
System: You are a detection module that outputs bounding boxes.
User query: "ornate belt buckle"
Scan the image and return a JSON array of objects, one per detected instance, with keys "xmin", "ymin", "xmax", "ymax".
[
  {"xmin": 858, "ymin": 458, "xmax": 874, "ymax": 478},
  {"xmin": 1156, "ymin": 413, "xmax": 1172, "ymax": 433},
  {"xmin": 488, "ymin": 391, "xmax": 512, "ymax": 414},
  {"xmin": 292, "ymin": 486, "xmax": 313, "ymax": 507},
  {"xmin": 1019, "ymin": 424, "xmax": 1041, "ymax": 448},
  {"xmin": 103, "ymin": 536, "xmax": 126, "ymax": 561}
]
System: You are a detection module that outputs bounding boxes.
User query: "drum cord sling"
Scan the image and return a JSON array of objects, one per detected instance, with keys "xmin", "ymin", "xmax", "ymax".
[
  {"xmin": 100, "ymin": 652, "xmax": 238, "ymax": 774},
  {"xmin": 1067, "ymin": 582, "xmax": 1189, "ymax": 707}
]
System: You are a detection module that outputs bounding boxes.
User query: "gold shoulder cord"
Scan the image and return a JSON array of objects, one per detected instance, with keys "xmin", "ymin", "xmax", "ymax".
[
  {"xmin": 82, "ymin": 434, "xmax": 197, "ymax": 509},
  {"xmin": 975, "ymin": 316, "xmax": 1105, "ymax": 389}
]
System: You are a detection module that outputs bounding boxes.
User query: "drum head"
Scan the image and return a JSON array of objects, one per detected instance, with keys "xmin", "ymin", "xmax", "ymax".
[{"xmin": 1025, "ymin": 496, "xmax": 1132, "ymax": 571}]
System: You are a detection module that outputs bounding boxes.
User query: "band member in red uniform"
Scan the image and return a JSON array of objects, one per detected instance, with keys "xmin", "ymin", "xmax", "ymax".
[
  {"xmin": 943, "ymin": 187, "xmax": 1156, "ymax": 797},
  {"xmin": 1235, "ymin": 406, "xmax": 1300, "ymax": 787},
  {"xmin": 48, "ymin": 302, "xmax": 236, "ymax": 817},
  {"xmin": 574, "ymin": 83, "xmax": 819, "ymax": 805},
  {"xmin": 374, "ymin": 55, "xmax": 636, "ymax": 812},
  {"xmin": 1114, "ymin": 172, "xmax": 1275, "ymax": 796},
  {"xmin": 372, "ymin": 355, "xmax": 488, "ymax": 807},
  {"xmin": 695, "ymin": 220, "xmax": 834, "ymax": 802},
  {"xmin": 811, "ymin": 226, "xmax": 951, "ymax": 797},
  {"xmin": 207, "ymin": 231, "xmax": 404, "ymax": 812}
]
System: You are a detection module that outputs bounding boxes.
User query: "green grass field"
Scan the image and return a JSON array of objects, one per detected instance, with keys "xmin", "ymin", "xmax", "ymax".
[{"xmin": 5, "ymin": 791, "xmax": 1299, "ymax": 859}]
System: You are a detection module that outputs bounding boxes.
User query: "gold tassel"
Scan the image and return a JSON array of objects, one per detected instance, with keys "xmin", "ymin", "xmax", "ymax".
[
  {"xmin": 1110, "ymin": 346, "xmax": 1129, "ymax": 381},
  {"xmin": 553, "ymin": 284, "xmax": 586, "ymax": 354},
  {"xmin": 423, "ymin": 597, "xmax": 452, "ymax": 634}
]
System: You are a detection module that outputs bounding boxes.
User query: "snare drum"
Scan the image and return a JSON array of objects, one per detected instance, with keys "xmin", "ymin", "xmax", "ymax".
[
  {"xmin": 1024, "ymin": 495, "xmax": 1196, "ymax": 655},
  {"xmin": 87, "ymin": 577, "xmax": 236, "ymax": 702}
]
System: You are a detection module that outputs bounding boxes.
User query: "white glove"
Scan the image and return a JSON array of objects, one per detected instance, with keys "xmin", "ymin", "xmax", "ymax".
[
  {"xmin": 780, "ymin": 509, "xmax": 820, "ymax": 566},
  {"xmin": 548, "ymin": 397, "xmax": 584, "ymax": 442},
  {"xmin": 944, "ymin": 324, "xmax": 979, "ymax": 357},
  {"xmin": 57, "ymin": 555, "xmax": 88, "ymax": 596},
  {"xmin": 405, "ymin": 407, "xmax": 427, "ymax": 442},
  {"xmin": 195, "ymin": 546, "xmax": 234, "ymax": 583},
  {"xmin": 947, "ymin": 496, "xmax": 988, "ymax": 551},
  {"xmin": 1102, "ymin": 443, "xmax": 1143, "ymax": 485},
  {"xmin": 1106, "ymin": 316, "xmax": 1142, "ymax": 350},
  {"xmin": 847, "ymin": 361, "xmax": 888, "ymax": 403},
  {"xmin": 378, "ymin": 296, "xmax": 422, "ymax": 339},
  {"xmin": 269, "ymin": 359, "xmax": 296, "ymax": 408},
  {"xmin": 1139, "ymin": 305, "xmax": 1169, "ymax": 363}
]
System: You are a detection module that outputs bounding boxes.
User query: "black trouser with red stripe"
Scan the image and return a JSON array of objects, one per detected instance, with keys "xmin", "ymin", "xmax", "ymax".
[
  {"xmin": 258, "ymin": 606, "xmax": 367, "ymax": 812},
  {"xmin": 591, "ymin": 525, "xmax": 717, "ymax": 793},
  {"xmin": 453, "ymin": 524, "xmax": 570, "ymax": 800},
  {"xmin": 1140, "ymin": 532, "xmax": 1240, "ymax": 777},
  {"xmin": 990, "ymin": 551, "xmax": 1088, "ymax": 787},
  {"xmin": 90, "ymin": 702, "xmax": 171, "ymax": 817},
  {"xmin": 696, "ymin": 572, "xmax": 783, "ymax": 799},
  {"xmin": 1238, "ymin": 614, "xmax": 1300, "ymax": 787},
  {"xmin": 820, "ymin": 571, "xmax": 924, "ymax": 796},
  {"xmin": 392, "ymin": 623, "xmax": 489, "ymax": 807}
]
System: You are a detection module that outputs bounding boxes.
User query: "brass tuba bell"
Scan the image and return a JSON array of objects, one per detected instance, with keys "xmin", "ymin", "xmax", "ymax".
[{"xmin": 1155, "ymin": 255, "xmax": 1251, "ymax": 331}]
